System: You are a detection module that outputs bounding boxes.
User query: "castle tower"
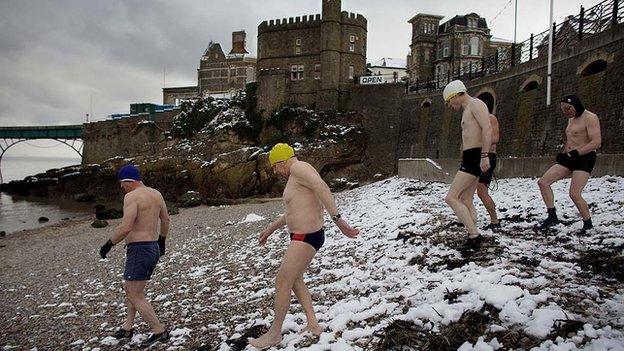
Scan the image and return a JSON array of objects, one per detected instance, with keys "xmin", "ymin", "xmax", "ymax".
[
  {"xmin": 319, "ymin": 0, "xmax": 342, "ymax": 110},
  {"xmin": 407, "ymin": 14, "xmax": 444, "ymax": 83},
  {"xmin": 229, "ymin": 30, "xmax": 249, "ymax": 55}
]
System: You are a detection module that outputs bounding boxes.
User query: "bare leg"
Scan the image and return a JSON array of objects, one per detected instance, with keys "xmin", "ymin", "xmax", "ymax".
[
  {"xmin": 445, "ymin": 171, "xmax": 480, "ymax": 236},
  {"xmin": 569, "ymin": 171, "xmax": 591, "ymax": 220},
  {"xmin": 125, "ymin": 281, "xmax": 165, "ymax": 334},
  {"xmin": 460, "ymin": 179, "xmax": 479, "ymax": 226},
  {"xmin": 121, "ymin": 296, "xmax": 136, "ymax": 330},
  {"xmin": 250, "ymin": 242, "xmax": 317, "ymax": 349},
  {"xmin": 293, "ymin": 276, "xmax": 322, "ymax": 336},
  {"xmin": 537, "ymin": 165, "xmax": 571, "ymax": 209},
  {"xmin": 477, "ymin": 183, "xmax": 498, "ymax": 224}
]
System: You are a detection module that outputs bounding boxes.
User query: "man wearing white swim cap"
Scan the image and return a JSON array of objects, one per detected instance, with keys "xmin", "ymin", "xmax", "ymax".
[{"xmin": 442, "ymin": 80, "xmax": 492, "ymax": 247}]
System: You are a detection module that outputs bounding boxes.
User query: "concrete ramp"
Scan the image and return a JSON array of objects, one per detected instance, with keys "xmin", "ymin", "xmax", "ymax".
[
  {"xmin": 398, "ymin": 155, "xmax": 624, "ymax": 182},
  {"xmin": 398, "ymin": 158, "xmax": 455, "ymax": 183}
]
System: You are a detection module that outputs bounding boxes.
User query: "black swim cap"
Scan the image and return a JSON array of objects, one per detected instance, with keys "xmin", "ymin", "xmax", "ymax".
[{"xmin": 561, "ymin": 95, "xmax": 585, "ymax": 117}]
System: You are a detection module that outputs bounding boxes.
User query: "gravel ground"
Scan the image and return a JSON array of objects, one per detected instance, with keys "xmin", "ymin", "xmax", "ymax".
[{"xmin": 0, "ymin": 199, "xmax": 284, "ymax": 350}]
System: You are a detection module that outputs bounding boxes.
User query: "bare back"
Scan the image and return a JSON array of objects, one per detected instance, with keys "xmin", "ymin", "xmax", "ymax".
[
  {"xmin": 124, "ymin": 186, "xmax": 166, "ymax": 243},
  {"xmin": 282, "ymin": 161, "xmax": 324, "ymax": 233},
  {"xmin": 564, "ymin": 110, "xmax": 599, "ymax": 152},
  {"xmin": 461, "ymin": 98, "xmax": 490, "ymax": 150}
]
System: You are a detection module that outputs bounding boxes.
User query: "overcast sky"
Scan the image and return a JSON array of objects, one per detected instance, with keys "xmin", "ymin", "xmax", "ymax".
[{"xmin": 0, "ymin": 0, "xmax": 598, "ymax": 158}]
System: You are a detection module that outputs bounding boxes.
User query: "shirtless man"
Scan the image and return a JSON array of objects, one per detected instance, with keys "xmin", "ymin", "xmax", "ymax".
[
  {"xmin": 475, "ymin": 96, "xmax": 501, "ymax": 231},
  {"xmin": 99, "ymin": 164, "xmax": 170, "ymax": 346},
  {"xmin": 537, "ymin": 95, "xmax": 601, "ymax": 233},
  {"xmin": 249, "ymin": 143, "xmax": 360, "ymax": 349},
  {"xmin": 442, "ymin": 80, "xmax": 492, "ymax": 243}
]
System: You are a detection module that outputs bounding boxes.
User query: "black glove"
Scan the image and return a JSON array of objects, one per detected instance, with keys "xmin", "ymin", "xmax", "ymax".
[
  {"xmin": 99, "ymin": 239, "xmax": 114, "ymax": 259},
  {"xmin": 158, "ymin": 235, "xmax": 166, "ymax": 256},
  {"xmin": 567, "ymin": 149, "xmax": 580, "ymax": 159}
]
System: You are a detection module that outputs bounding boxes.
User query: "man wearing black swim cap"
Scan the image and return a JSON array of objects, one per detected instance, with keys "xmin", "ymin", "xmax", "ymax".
[{"xmin": 537, "ymin": 95, "xmax": 602, "ymax": 234}]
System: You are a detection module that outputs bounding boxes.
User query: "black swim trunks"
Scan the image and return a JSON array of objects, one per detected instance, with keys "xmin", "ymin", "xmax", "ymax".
[
  {"xmin": 478, "ymin": 153, "xmax": 497, "ymax": 186},
  {"xmin": 290, "ymin": 228, "xmax": 325, "ymax": 251},
  {"xmin": 459, "ymin": 148, "xmax": 482, "ymax": 177},
  {"xmin": 556, "ymin": 151, "xmax": 597, "ymax": 173},
  {"xmin": 124, "ymin": 241, "xmax": 160, "ymax": 281}
]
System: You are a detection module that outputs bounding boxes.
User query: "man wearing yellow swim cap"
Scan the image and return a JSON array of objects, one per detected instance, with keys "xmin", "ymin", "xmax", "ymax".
[
  {"xmin": 249, "ymin": 143, "xmax": 360, "ymax": 349},
  {"xmin": 442, "ymin": 80, "xmax": 492, "ymax": 248}
]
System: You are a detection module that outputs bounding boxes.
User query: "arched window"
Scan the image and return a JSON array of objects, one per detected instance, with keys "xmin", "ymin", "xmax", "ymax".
[
  {"xmin": 581, "ymin": 59, "xmax": 607, "ymax": 76},
  {"xmin": 421, "ymin": 100, "xmax": 431, "ymax": 108},
  {"xmin": 523, "ymin": 81, "xmax": 539, "ymax": 92},
  {"xmin": 476, "ymin": 92, "xmax": 495, "ymax": 114}
]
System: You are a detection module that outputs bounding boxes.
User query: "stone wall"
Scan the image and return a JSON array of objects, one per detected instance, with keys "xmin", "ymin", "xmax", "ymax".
[
  {"xmin": 350, "ymin": 23, "xmax": 624, "ymax": 169},
  {"xmin": 82, "ymin": 110, "xmax": 178, "ymax": 164}
]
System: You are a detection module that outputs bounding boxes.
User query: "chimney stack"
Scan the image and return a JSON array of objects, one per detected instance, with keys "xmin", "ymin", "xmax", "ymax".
[{"xmin": 229, "ymin": 30, "xmax": 249, "ymax": 55}]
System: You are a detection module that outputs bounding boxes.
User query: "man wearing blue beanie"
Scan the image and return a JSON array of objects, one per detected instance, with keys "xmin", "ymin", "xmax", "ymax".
[{"xmin": 99, "ymin": 164, "xmax": 171, "ymax": 346}]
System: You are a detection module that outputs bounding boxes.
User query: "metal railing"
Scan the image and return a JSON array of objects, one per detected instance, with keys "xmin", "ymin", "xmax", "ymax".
[{"xmin": 408, "ymin": 0, "xmax": 622, "ymax": 94}]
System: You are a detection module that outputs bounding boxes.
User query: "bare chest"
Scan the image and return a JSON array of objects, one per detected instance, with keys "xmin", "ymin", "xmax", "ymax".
[{"xmin": 566, "ymin": 119, "xmax": 587, "ymax": 139}]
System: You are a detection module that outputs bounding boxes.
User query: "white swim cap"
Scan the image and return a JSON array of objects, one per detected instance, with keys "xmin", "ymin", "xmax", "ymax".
[{"xmin": 443, "ymin": 80, "xmax": 467, "ymax": 102}]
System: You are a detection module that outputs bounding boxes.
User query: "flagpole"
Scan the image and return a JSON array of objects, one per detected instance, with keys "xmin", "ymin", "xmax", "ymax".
[{"xmin": 547, "ymin": 0, "xmax": 554, "ymax": 105}]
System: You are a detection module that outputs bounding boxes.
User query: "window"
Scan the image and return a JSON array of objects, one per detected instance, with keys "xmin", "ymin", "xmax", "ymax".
[
  {"xmin": 349, "ymin": 34, "xmax": 356, "ymax": 52},
  {"xmin": 314, "ymin": 64, "xmax": 321, "ymax": 80},
  {"xmin": 295, "ymin": 38, "xmax": 301, "ymax": 55},
  {"xmin": 424, "ymin": 51, "xmax": 430, "ymax": 63},
  {"xmin": 348, "ymin": 65, "xmax": 354, "ymax": 79},
  {"xmin": 443, "ymin": 41, "xmax": 450, "ymax": 58},
  {"xmin": 461, "ymin": 38, "xmax": 469, "ymax": 55},
  {"xmin": 468, "ymin": 18, "xmax": 478, "ymax": 28},
  {"xmin": 470, "ymin": 37, "xmax": 479, "ymax": 56},
  {"xmin": 291, "ymin": 64, "xmax": 304, "ymax": 80},
  {"xmin": 423, "ymin": 22, "xmax": 436, "ymax": 34},
  {"xmin": 581, "ymin": 59, "xmax": 607, "ymax": 76}
]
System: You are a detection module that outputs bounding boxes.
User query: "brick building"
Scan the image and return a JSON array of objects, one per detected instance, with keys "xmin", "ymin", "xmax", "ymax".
[
  {"xmin": 163, "ymin": 31, "xmax": 256, "ymax": 105},
  {"xmin": 406, "ymin": 13, "xmax": 513, "ymax": 83},
  {"xmin": 256, "ymin": 0, "xmax": 367, "ymax": 114}
]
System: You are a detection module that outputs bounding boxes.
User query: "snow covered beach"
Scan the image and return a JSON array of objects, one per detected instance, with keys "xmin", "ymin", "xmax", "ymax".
[{"xmin": 1, "ymin": 176, "xmax": 623, "ymax": 350}]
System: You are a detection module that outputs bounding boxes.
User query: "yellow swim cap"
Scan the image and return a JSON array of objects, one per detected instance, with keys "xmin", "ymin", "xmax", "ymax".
[{"xmin": 268, "ymin": 143, "xmax": 295, "ymax": 166}]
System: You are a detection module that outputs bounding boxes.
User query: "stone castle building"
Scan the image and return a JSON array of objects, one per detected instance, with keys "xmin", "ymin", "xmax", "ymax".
[
  {"xmin": 256, "ymin": 0, "xmax": 367, "ymax": 113},
  {"xmin": 406, "ymin": 13, "xmax": 513, "ymax": 83},
  {"xmin": 163, "ymin": 31, "xmax": 256, "ymax": 105}
]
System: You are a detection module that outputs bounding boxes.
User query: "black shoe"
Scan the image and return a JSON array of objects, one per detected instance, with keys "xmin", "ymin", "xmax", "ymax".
[
  {"xmin": 463, "ymin": 234, "xmax": 486, "ymax": 247},
  {"xmin": 482, "ymin": 223, "xmax": 501, "ymax": 231},
  {"xmin": 141, "ymin": 330, "xmax": 169, "ymax": 347},
  {"xmin": 111, "ymin": 328, "xmax": 134, "ymax": 339},
  {"xmin": 580, "ymin": 221, "xmax": 594, "ymax": 235},
  {"xmin": 539, "ymin": 217, "xmax": 560, "ymax": 229}
]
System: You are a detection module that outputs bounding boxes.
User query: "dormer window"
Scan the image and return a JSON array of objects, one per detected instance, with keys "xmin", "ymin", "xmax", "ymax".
[{"xmin": 468, "ymin": 17, "xmax": 478, "ymax": 28}]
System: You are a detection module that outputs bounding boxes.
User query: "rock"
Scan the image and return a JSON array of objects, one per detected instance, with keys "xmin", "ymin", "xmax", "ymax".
[
  {"xmin": 38, "ymin": 217, "xmax": 49, "ymax": 222},
  {"xmin": 61, "ymin": 217, "xmax": 70, "ymax": 221},
  {"xmin": 0, "ymin": 231, "xmax": 6, "ymax": 237},
  {"xmin": 167, "ymin": 205, "xmax": 179, "ymax": 215},
  {"xmin": 179, "ymin": 191, "xmax": 202, "ymax": 208},
  {"xmin": 95, "ymin": 205, "xmax": 123, "ymax": 220},
  {"xmin": 74, "ymin": 193, "xmax": 95, "ymax": 202},
  {"xmin": 91, "ymin": 219, "xmax": 109, "ymax": 228}
]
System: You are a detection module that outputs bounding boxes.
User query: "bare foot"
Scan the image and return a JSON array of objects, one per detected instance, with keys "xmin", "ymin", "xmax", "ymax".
[
  {"xmin": 248, "ymin": 332, "xmax": 282, "ymax": 350},
  {"xmin": 301, "ymin": 324, "xmax": 324, "ymax": 337}
]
